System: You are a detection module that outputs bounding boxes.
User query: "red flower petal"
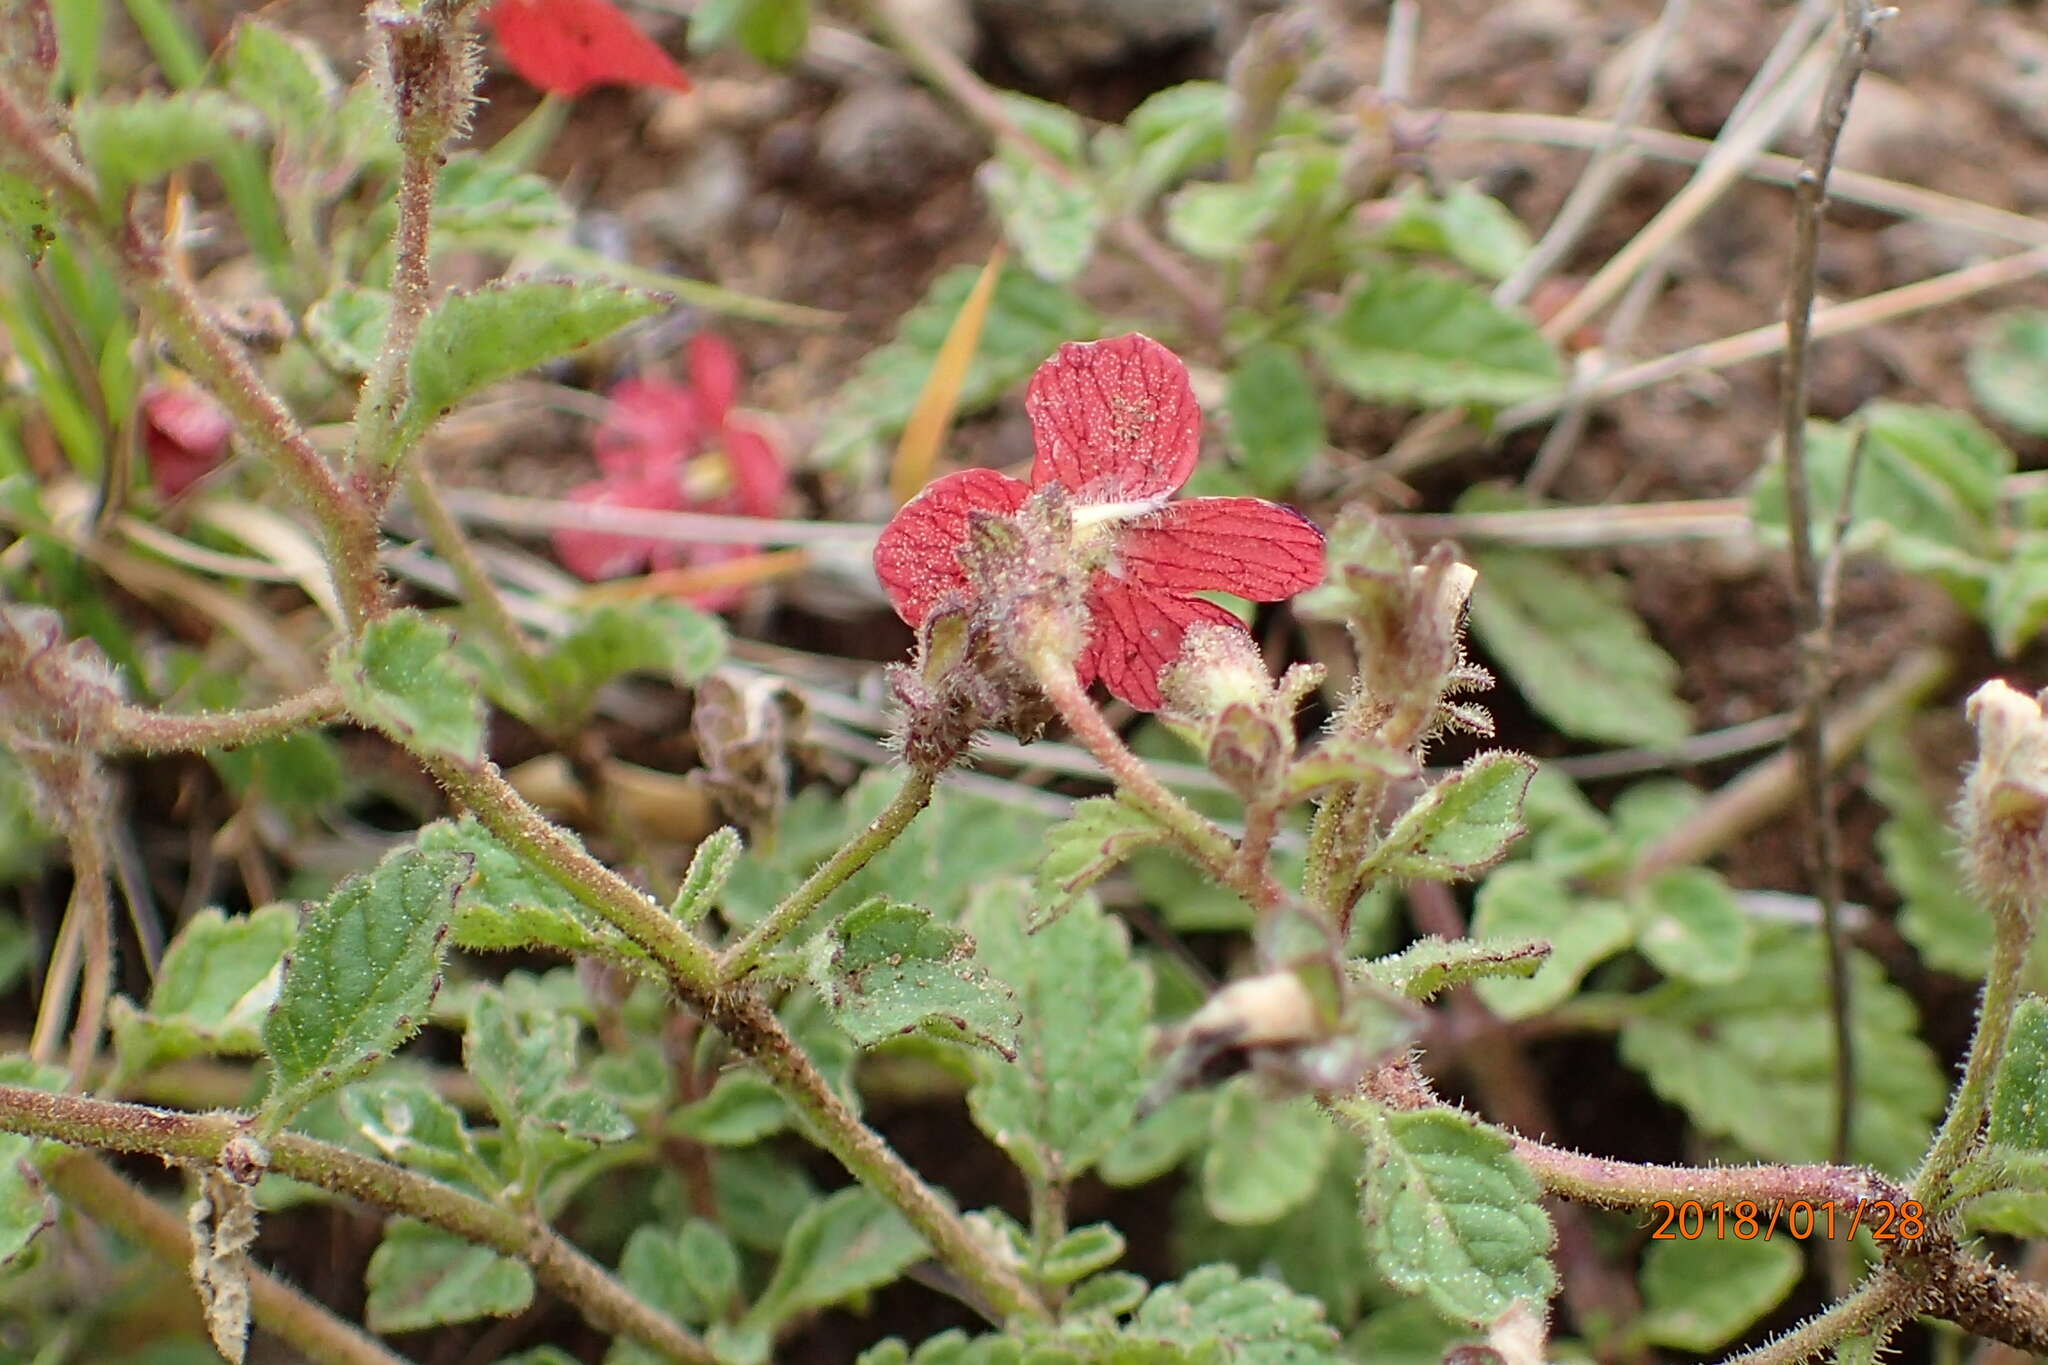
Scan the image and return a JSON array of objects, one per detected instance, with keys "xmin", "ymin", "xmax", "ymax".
[
  {"xmin": 1026, "ymin": 333, "xmax": 1201, "ymax": 502},
  {"xmin": 687, "ymin": 332, "xmax": 740, "ymax": 432},
  {"xmin": 873, "ymin": 467, "xmax": 1029, "ymax": 627},
  {"xmin": 595, "ymin": 376, "xmax": 702, "ymax": 478},
  {"xmin": 722, "ymin": 421, "xmax": 787, "ymax": 519},
  {"xmin": 1115, "ymin": 498, "xmax": 1326, "ymax": 601},
  {"xmin": 552, "ymin": 474, "xmax": 684, "ymax": 581},
  {"xmin": 1077, "ymin": 583, "xmax": 1244, "ymax": 712},
  {"xmin": 141, "ymin": 384, "xmax": 233, "ymax": 497},
  {"xmin": 484, "ymin": 0, "xmax": 690, "ymax": 97}
]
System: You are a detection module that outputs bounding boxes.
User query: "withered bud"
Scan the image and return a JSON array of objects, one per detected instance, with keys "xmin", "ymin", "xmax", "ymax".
[
  {"xmin": 1160, "ymin": 622, "xmax": 1277, "ymax": 721},
  {"xmin": 1960, "ymin": 679, "xmax": 2048, "ymax": 913},
  {"xmin": 889, "ymin": 602, "xmax": 1053, "ymax": 775},
  {"xmin": 691, "ymin": 672, "xmax": 809, "ymax": 841},
  {"xmin": 370, "ymin": 0, "xmax": 481, "ymax": 153},
  {"xmin": 1160, "ymin": 623, "xmax": 1322, "ymax": 801}
]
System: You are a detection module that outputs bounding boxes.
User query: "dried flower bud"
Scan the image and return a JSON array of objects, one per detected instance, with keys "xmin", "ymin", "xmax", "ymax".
[
  {"xmin": 889, "ymin": 603, "xmax": 1053, "ymax": 775},
  {"xmin": 188, "ymin": 1167, "xmax": 259, "ymax": 1363},
  {"xmin": 371, "ymin": 0, "xmax": 482, "ymax": 154},
  {"xmin": 691, "ymin": 673, "xmax": 808, "ymax": 840},
  {"xmin": 1160, "ymin": 623, "xmax": 1323, "ymax": 801},
  {"xmin": 1961, "ymin": 679, "xmax": 2048, "ymax": 912}
]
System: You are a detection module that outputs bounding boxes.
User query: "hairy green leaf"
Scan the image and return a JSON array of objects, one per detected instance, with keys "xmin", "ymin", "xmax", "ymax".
[
  {"xmin": 225, "ymin": 19, "xmax": 337, "ymax": 145},
  {"xmin": 1631, "ymin": 867, "xmax": 1752, "ymax": 985},
  {"xmin": 1369, "ymin": 753, "xmax": 1534, "ymax": 881},
  {"xmin": 1467, "ymin": 546, "xmax": 1692, "ymax": 748},
  {"xmin": 1035, "ymin": 796, "xmax": 1171, "ymax": 927},
  {"xmin": 966, "ymin": 882, "xmax": 1150, "ymax": 1182},
  {"xmin": 809, "ymin": 898, "xmax": 1018, "ymax": 1057},
  {"xmin": 398, "ymin": 280, "xmax": 667, "ymax": 452},
  {"xmin": 1469, "ymin": 866, "xmax": 1630, "ymax": 1019},
  {"xmin": 418, "ymin": 816, "xmax": 641, "ymax": 964},
  {"xmin": 1041, "ymin": 1223, "xmax": 1127, "ymax": 1286},
  {"xmin": 1368, "ymin": 183, "xmax": 1533, "ymax": 280},
  {"xmin": 1618, "ymin": 927, "xmax": 1944, "ymax": 1173},
  {"xmin": 466, "ymin": 990, "xmax": 632, "ymax": 1184},
  {"xmin": 111, "ymin": 904, "xmax": 294, "ymax": 1076},
  {"xmin": 608, "ymin": 1220, "xmax": 740, "ymax": 1365},
  {"xmin": 329, "ymin": 611, "xmax": 484, "ymax": 761},
  {"xmin": 1969, "ymin": 309, "xmax": 2048, "ymax": 436},
  {"xmin": 1313, "ymin": 268, "xmax": 1561, "ymax": 408},
  {"xmin": 1990, "ymin": 996, "xmax": 2048, "ymax": 1150},
  {"xmin": 1202, "ymin": 1079, "xmax": 1335, "ymax": 1226},
  {"xmin": 1358, "ymin": 934, "xmax": 1550, "ymax": 1003},
  {"xmin": 262, "ymin": 847, "xmax": 468, "ymax": 1125},
  {"xmin": 1639, "ymin": 1235, "xmax": 1802, "ymax": 1353},
  {"xmin": 1350, "ymin": 1107, "xmax": 1556, "ymax": 1326},
  {"xmin": 73, "ymin": 93, "xmax": 262, "ymax": 198},
  {"xmin": 526, "ymin": 600, "xmax": 726, "ymax": 727},
  {"xmin": 672, "ymin": 827, "xmax": 744, "ymax": 926},
  {"xmin": 341, "ymin": 1080, "xmax": 497, "ymax": 1193},
  {"xmin": 1099, "ymin": 1090, "xmax": 1214, "ymax": 1187},
  {"xmin": 742, "ymin": 1187, "xmax": 926, "ymax": 1337},
  {"xmin": 1227, "ymin": 344, "xmax": 1324, "ymax": 497},
  {"xmin": 981, "ymin": 147, "xmax": 1104, "ymax": 283},
  {"xmin": 1864, "ymin": 722, "xmax": 1991, "ymax": 976},
  {"xmin": 365, "ymin": 1220, "xmax": 533, "ymax": 1334},
  {"xmin": 304, "ymin": 284, "xmax": 392, "ymax": 377}
]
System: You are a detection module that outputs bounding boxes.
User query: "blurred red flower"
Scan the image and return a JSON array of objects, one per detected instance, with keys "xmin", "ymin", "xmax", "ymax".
[
  {"xmin": 483, "ymin": 0, "xmax": 690, "ymax": 97},
  {"xmin": 554, "ymin": 334, "xmax": 787, "ymax": 608},
  {"xmin": 140, "ymin": 382, "xmax": 233, "ymax": 498}
]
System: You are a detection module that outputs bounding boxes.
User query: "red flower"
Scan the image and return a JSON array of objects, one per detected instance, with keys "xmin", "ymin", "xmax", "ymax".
[
  {"xmin": 483, "ymin": 0, "xmax": 690, "ymax": 97},
  {"xmin": 874, "ymin": 334, "xmax": 1326, "ymax": 711},
  {"xmin": 554, "ymin": 334, "xmax": 787, "ymax": 608},
  {"xmin": 140, "ymin": 382, "xmax": 233, "ymax": 498}
]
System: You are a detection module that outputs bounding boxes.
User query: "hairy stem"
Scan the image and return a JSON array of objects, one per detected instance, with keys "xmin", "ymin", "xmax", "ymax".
[
  {"xmin": 706, "ymin": 990, "xmax": 1048, "ymax": 1324},
  {"xmin": 350, "ymin": 135, "xmax": 439, "ymax": 478},
  {"xmin": 1916, "ymin": 899, "xmax": 2039, "ymax": 1209},
  {"xmin": 1724, "ymin": 1271, "xmax": 1916, "ymax": 1365},
  {"xmin": 718, "ymin": 767, "xmax": 937, "ymax": 981},
  {"xmin": 0, "ymin": 74, "xmax": 386, "ymax": 629},
  {"xmin": 99, "ymin": 686, "xmax": 346, "ymax": 755},
  {"xmin": 1511, "ymin": 1136, "xmax": 1905, "ymax": 1213},
  {"xmin": 0, "ymin": 1085, "xmax": 716, "ymax": 1365},
  {"xmin": 46, "ymin": 1151, "xmax": 414, "ymax": 1365}
]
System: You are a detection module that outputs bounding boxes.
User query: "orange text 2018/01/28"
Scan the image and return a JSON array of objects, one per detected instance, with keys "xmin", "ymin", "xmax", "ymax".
[{"xmin": 1647, "ymin": 1200, "xmax": 1926, "ymax": 1242}]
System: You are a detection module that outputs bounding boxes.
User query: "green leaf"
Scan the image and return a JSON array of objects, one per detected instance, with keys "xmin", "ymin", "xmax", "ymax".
[
  {"xmin": 1041, "ymin": 1223, "xmax": 1126, "ymax": 1286},
  {"xmin": 1467, "ymin": 547, "xmax": 1692, "ymax": 748},
  {"xmin": 1165, "ymin": 145, "xmax": 1340, "ymax": 262},
  {"xmin": 1864, "ymin": 722, "xmax": 1991, "ymax": 976},
  {"xmin": 397, "ymin": 280, "xmax": 667, "ymax": 452},
  {"xmin": 110, "ymin": 904, "xmax": 295, "ymax": 1076},
  {"xmin": 1368, "ymin": 752, "xmax": 1534, "ymax": 882},
  {"xmin": 608, "ymin": 1220, "xmax": 740, "ymax": 1364},
  {"xmin": 1035, "ymin": 796, "xmax": 1171, "ymax": 927},
  {"xmin": 1115, "ymin": 1265, "xmax": 1341, "ymax": 1363},
  {"xmin": 1367, "ymin": 184, "xmax": 1533, "ymax": 281},
  {"xmin": 1468, "ymin": 866, "xmax": 1630, "ymax": 1020},
  {"xmin": 262, "ymin": 847, "xmax": 468, "ymax": 1125},
  {"xmin": 980, "ymin": 147, "xmax": 1104, "ymax": 283},
  {"xmin": 72, "ymin": 92, "xmax": 262, "ymax": 198},
  {"xmin": 225, "ymin": 19, "xmax": 337, "ymax": 145},
  {"xmin": 1618, "ymin": 926, "xmax": 1945, "ymax": 1173},
  {"xmin": 808, "ymin": 898, "xmax": 1018, "ymax": 1058},
  {"xmin": 0, "ymin": 1130, "xmax": 53, "ymax": 1269},
  {"xmin": 1312, "ymin": 268, "xmax": 1561, "ymax": 408},
  {"xmin": 434, "ymin": 157, "xmax": 574, "ymax": 241},
  {"xmin": 1969, "ymin": 309, "xmax": 2048, "ymax": 436},
  {"xmin": 741, "ymin": 1187, "xmax": 926, "ymax": 1337},
  {"xmin": 1639, "ymin": 1235, "xmax": 1802, "ymax": 1353},
  {"xmin": 1122, "ymin": 81, "xmax": 1229, "ymax": 207},
  {"xmin": 365, "ymin": 1220, "xmax": 533, "ymax": 1334},
  {"xmin": 1359, "ymin": 934, "xmax": 1550, "ymax": 1003},
  {"xmin": 1201, "ymin": 1079, "xmax": 1335, "ymax": 1226},
  {"xmin": 966, "ymin": 883, "xmax": 1151, "ymax": 1182},
  {"xmin": 328, "ymin": 611, "xmax": 485, "ymax": 761},
  {"xmin": 304, "ymin": 284, "xmax": 391, "ymax": 377},
  {"xmin": 1749, "ymin": 404, "xmax": 2011, "ymax": 598},
  {"xmin": 530, "ymin": 600, "xmax": 726, "ymax": 726},
  {"xmin": 817, "ymin": 265, "xmax": 1097, "ymax": 467},
  {"xmin": 418, "ymin": 816, "xmax": 641, "ymax": 963},
  {"xmin": 1987, "ymin": 537, "xmax": 2048, "ymax": 656},
  {"xmin": 0, "ymin": 171, "xmax": 56, "ymax": 262},
  {"xmin": 1099, "ymin": 1090, "xmax": 1214, "ymax": 1187},
  {"xmin": 689, "ymin": 0, "xmax": 811, "ymax": 65},
  {"xmin": 466, "ymin": 990, "xmax": 633, "ymax": 1179},
  {"xmin": 1226, "ymin": 344, "xmax": 1324, "ymax": 497},
  {"xmin": 1344, "ymin": 1301, "xmax": 1479, "ymax": 1365},
  {"xmin": 341, "ymin": 1080, "xmax": 497, "ymax": 1192},
  {"xmin": 672, "ymin": 827, "xmax": 743, "ymax": 926},
  {"xmin": 1990, "ymin": 996, "xmax": 2048, "ymax": 1150},
  {"xmin": 671, "ymin": 1070, "xmax": 788, "ymax": 1146},
  {"xmin": 1350, "ymin": 1106, "xmax": 1555, "ymax": 1326},
  {"xmin": 1631, "ymin": 868, "xmax": 1752, "ymax": 985}
]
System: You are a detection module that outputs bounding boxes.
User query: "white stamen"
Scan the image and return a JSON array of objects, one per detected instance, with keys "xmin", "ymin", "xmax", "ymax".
[{"xmin": 1073, "ymin": 496, "xmax": 1167, "ymax": 527}]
